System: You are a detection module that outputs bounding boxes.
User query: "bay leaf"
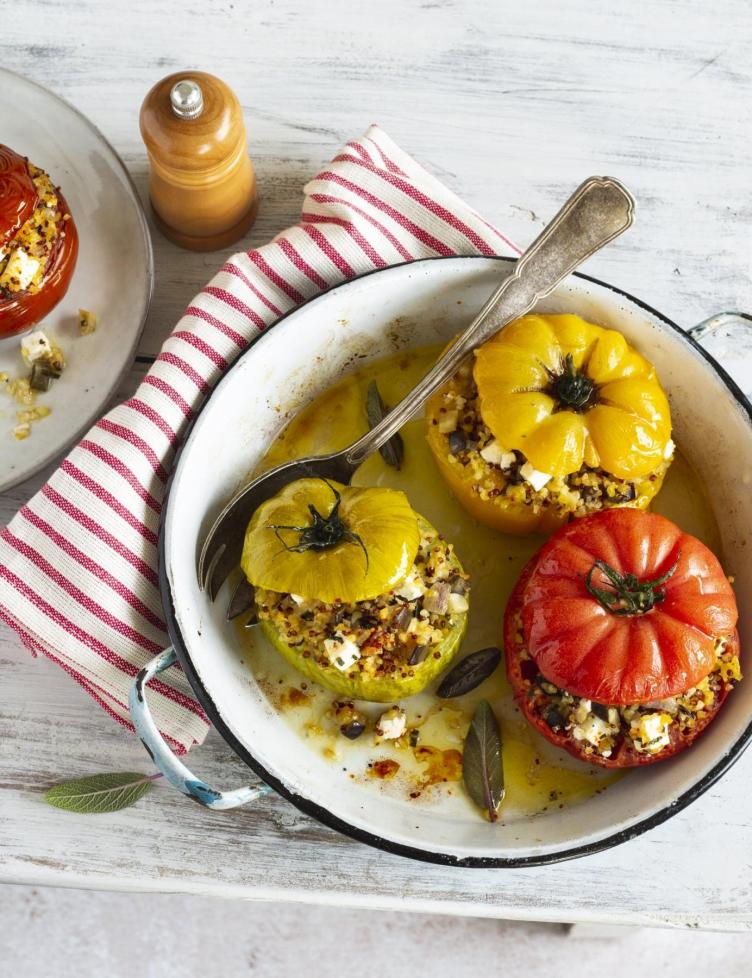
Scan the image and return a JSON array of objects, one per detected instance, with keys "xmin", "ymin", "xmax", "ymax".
[
  {"xmin": 366, "ymin": 379, "xmax": 404, "ymax": 470},
  {"xmin": 437, "ymin": 646, "xmax": 501, "ymax": 698},
  {"xmin": 462, "ymin": 700, "xmax": 504, "ymax": 822}
]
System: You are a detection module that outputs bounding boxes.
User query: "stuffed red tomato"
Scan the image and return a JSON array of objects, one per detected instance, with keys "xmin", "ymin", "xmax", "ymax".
[
  {"xmin": 504, "ymin": 508, "xmax": 741, "ymax": 767},
  {"xmin": 0, "ymin": 144, "xmax": 78, "ymax": 338}
]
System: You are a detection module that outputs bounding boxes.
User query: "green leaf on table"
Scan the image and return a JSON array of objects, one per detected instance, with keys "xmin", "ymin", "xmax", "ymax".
[
  {"xmin": 462, "ymin": 700, "xmax": 504, "ymax": 822},
  {"xmin": 366, "ymin": 379, "xmax": 404, "ymax": 470},
  {"xmin": 45, "ymin": 772, "xmax": 157, "ymax": 814}
]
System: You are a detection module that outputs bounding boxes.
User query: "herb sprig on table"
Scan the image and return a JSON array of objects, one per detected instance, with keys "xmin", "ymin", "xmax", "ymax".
[{"xmin": 45, "ymin": 771, "xmax": 163, "ymax": 814}]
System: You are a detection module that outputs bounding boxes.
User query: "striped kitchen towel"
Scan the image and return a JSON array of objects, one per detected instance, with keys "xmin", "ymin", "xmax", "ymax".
[{"xmin": 0, "ymin": 125, "xmax": 519, "ymax": 753}]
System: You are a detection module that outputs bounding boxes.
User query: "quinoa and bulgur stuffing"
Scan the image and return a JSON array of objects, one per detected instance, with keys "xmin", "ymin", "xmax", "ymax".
[
  {"xmin": 0, "ymin": 162, "xmax": 70, "ymax": 297},
  {"xmin": 255, "ymin": 524, "xmax": 470, "ymax": 683},
  {"xmin": 511, "ymin": 609, "xmax": 741, "ymax": 760}
]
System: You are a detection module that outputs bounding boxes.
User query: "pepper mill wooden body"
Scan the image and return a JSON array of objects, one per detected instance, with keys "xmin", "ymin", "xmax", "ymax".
[{"xmin": 140, "ymin": 71, "xmax": 258, "ymax": 251}]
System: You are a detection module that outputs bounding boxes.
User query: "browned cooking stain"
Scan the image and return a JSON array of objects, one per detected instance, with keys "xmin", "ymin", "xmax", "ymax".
[
  {"xmin": 369, "ymin": 758, "xmax": 400, "ymax": 780},
  {"xmin": 413, "ymin": 745, "xmax": 463, "ymax": 788},
  {"xmin": 262, "ymin": 682, "xmax": 311, "ymax": 711}
]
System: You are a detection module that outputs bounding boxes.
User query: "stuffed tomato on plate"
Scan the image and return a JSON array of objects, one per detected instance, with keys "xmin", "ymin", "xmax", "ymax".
[{"xmin": 0, "ymin": 143, "xmax": 78, "ymax": 338}]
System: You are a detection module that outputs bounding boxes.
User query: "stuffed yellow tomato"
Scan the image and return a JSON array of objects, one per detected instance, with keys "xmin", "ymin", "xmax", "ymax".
[
  {"xmin": 426, "ymin": 313, "xmax": 674, "ymax": 534},
  {"xmin": 241, "ymin": 478, "xmax": 470, "ymax": 702}
]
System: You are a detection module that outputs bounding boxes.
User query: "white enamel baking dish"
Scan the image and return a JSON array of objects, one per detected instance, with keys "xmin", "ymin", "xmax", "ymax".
[{"xmin": 130, "ymin": 256, "xmax": 752, "ymax": 866}]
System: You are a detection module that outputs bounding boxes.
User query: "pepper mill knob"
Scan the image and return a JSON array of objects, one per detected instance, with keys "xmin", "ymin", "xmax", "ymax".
[
  {"xmin": 170, "ymin": 79, "xmax": 204, "ymax": 120},
  {"xmin": 140, "ymin": 70, "xmax": 258, "ymax": 251}
]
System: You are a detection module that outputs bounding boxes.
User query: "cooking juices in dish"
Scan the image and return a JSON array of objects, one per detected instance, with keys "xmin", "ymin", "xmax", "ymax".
[
  {"xmin": 426, "ymin": 314, "xmax": 674, "ymax": 534},
  {"xmin": 237, "ymin": 338, "xmax": 727, "ymax": 817},
  {"xmin": 505, "ymin": 509, "xmax": 741, "ymax": 767},
  {"xmin": 241, "ymin": 478, "xmax": 469, "ymax": 701},
  {"xmin": 0, "ymin": 144, "xmax": 78, "ymax": 338}
]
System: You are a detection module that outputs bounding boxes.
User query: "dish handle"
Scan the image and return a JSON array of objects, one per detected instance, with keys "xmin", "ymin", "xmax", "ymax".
[
  {"xmin": 129, "ymin": 647, "xmax": 272, "ymax": 810},
  {"xmin": 687, "ymin": 311, "xmax": 752, "ymax": 341}
]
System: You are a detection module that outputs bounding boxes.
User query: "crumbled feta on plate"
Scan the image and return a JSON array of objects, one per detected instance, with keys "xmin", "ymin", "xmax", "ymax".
[
  {"xmin": 20, "ymin": 330, "xmax": 53, "ymax": 364},
  {"xmin": 375, "ymin": 706, "xmax": 407, "ymax": 740}
]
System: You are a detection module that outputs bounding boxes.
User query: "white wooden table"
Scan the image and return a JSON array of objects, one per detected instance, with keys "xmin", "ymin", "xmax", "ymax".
[{"xmin": 2, "ymin": 0, "xmax": 752, "ymax": 931}]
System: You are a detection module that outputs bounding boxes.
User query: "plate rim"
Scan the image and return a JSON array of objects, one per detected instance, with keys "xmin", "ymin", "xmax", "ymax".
[
  {"xmin": 160, "ymin": 254, "xmax": 752, "ymax": 867},
  {"xmin": 0, "ymin": 67, "xmax": 155, "ymax": 493}
]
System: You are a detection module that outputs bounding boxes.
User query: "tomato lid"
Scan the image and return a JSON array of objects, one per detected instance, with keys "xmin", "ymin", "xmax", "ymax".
[
  {"xmin": 519, "ymin": 508, "xmax": 738, "ymax": 704},
  {"xmin": 0, "ymin": 144, "xmax": 38, "ymax": 248}
]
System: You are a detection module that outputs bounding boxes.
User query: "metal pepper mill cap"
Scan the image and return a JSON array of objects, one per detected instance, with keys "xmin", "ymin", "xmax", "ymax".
[{"xmin": 170, "ymin": 79, "xmax": 204, "ymax": 120}]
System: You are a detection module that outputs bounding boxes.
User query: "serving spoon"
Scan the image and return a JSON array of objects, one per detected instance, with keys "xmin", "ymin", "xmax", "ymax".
[{"xmin": 198, "ymin": 175, "xmax": 635, "ymax": 600}]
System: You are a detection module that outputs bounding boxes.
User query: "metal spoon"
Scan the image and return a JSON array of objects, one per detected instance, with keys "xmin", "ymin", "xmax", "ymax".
[{"xmin": 198, "ymin": 175, "xmax": 635, "ymax": 599}]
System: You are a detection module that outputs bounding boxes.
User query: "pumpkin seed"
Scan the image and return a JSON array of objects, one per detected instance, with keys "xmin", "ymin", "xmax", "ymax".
[
  {"xmin": 408, "ymin": 644, "xmax": 428, "ymax": 666},
  {"xmin": 393, "ymin": 604, "xmax": 414, "ymax": 632},
  {"xmin": 29, "ymin": 363, "xmax": 51, "ymax": 392},
  {"xmin": 612, "ymin": 483, "xmax": 636, "ymax": 503},
  {"xmin": 448, "ymin": 429, "xmax": 466, "ymax": 455},
  {"xmin": 448, "ymin": 574, "xmax": 468, "ymax": 595},
  {"xmin": 545, "ymin": 707, "xmax": 566, "ymax": 730},
  {"xmin": 591, "ymin": 702, "xmax": 610, "ymax": 721},
  {"xmin": 437, "ymin": 646, "xmax": 501, "ymax": 698},
  {"xmin": 341, "ymin": 720, "xmax": 366, "ymax": 740}
]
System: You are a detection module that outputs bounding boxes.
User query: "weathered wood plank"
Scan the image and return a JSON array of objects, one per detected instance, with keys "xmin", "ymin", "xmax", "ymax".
[{"xmin": 1, "ymin": 0, "xmax": 751, "ymax": 927}]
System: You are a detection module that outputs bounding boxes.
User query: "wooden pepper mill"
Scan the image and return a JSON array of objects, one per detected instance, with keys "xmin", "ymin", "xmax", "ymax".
[{"xmin": 140, "ymin": 71, "xmax": 258, "ymax": 251}]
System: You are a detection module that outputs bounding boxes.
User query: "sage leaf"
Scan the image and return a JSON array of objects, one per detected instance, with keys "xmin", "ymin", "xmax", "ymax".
[
  {"xmin": 437, "ymin": 647, "xmax": 501, "ymax": 698},
  {"xmin": 462, "ymin": 700, "xmax": 504, "ymax": 822},
  {"xmin": 366, "ymin": 379, "xmax": 404, "ymax": 470},
  {"xmin": 45, "ymin": 772, "xmax": 157, "ymax": 814}
]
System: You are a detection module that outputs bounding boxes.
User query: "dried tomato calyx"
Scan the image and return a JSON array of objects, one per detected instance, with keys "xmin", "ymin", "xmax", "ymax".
[
  {"xmin": 584, "ymin": 557, "xmax": 679, "ymax": 616},
  {"xmin": 547, "ymin": 353, "xmax": 596, "ymax": 411},
  {"xmin": 268, "ymin": 480, "xmax": 369, "ymax": 569}
]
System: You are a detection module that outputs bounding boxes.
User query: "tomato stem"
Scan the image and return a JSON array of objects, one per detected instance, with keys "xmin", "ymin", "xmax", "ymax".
[
  {"xmin": 268, "ymin": 480, "xmax": 369, "ymax": 570},
  {"xmin": 584, "ymin": 557, "xmax": 679, "ymax": 615},
  {"xmin": 549, "ymin": 353, "xmax": 596, "ymax": 411}
]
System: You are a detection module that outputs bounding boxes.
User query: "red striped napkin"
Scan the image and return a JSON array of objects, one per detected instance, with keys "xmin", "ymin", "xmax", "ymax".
[{"xmin": 0, "ymin": 126, "xmax": 518, "ymax": 754}]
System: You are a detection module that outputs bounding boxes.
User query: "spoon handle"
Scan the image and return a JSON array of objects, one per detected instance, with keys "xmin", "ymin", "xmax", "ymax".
[{"xmin": 345, "ymin": 175, "xmax": 635, "ymax": 467}]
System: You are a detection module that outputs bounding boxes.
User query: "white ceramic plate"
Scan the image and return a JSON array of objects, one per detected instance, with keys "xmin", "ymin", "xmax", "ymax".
[
  {"xmin": 162, "ymin": 257, "xmax": 752, "ymax": 865},
  {"xmin": 0, "ymin": 69, "xmax": 153, "ymax": 491}
]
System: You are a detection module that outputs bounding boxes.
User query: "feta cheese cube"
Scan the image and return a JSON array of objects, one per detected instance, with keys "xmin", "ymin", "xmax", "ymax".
[
  {"xmin": 630, "ymin": 712, "xmax": 671, "ymax": 753},
  {"xmin": 437, "ymin": 410, "xmax": 459, "ymax": 434},
  {"xmin": 572, "ymin": 699, "xmax": 592, "ymax": 724},
  {"xmin": 520, "ymin": 462, "xmax": 552, "ymax": 491},
  {"xmin": 572, "ymin": 714, "xmax": 614, "ymax": 748},
  {"xmin": 323, "ymin": 635, "xmax": 361, "ymax": 672},
  {"xmin": 20, "ymin": 330, "xmax": 53, "ymax": 364},
  {"xmin": 479, "ymin": 440, "xmax": 516, "ymax": 468},
  {"xmin": 447, "ymin": 592, "xmax": 469, "ymax": 614},
  {"xmin": 395, "ymin": 573, "xmax": 423, "ymax": 601},
  {"xmin": 1, "ymin": 248, "xmax": 40, "ymax": 291},
  {"xmin": 375, "ymin": 706, "xmax": 407, "ymax": 740}
]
